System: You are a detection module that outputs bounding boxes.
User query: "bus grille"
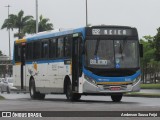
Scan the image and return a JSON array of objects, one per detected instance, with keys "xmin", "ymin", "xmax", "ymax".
[{"xmin": 101, "ymin": 85, "xmax": 128, "ymax": 90}]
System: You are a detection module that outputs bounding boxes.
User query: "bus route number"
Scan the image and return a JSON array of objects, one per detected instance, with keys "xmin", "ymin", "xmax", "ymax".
[{"xmin": 92, "ymin": 29, "xmax": 101, "ymax": 35}]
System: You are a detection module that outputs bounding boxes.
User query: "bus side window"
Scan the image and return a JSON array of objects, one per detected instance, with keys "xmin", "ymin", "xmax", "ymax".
[
  {"xmin": 57, "ymin": 37, "xmax": 64, "ymax": 58},
  {"xmin": 41, "ymin": 39, "xmax": 49, "ymax": 59},
  {"xmin": 14, "ymin": 44, "xmax": 21, "ymax": 62},
  {"xmin": 64, "ymin": 37, "xmax": 72, "ymax": 58},
  {"xmin": 33, "ymin": 41, "xmax": 41, "ymax": 60},
  {"xmin": 26, "ymin": 42, "xmax": 33, "ymax": 61},
  {"xmin": 49, "ymin": 38, "xmax": 57, "ymax": 59}
]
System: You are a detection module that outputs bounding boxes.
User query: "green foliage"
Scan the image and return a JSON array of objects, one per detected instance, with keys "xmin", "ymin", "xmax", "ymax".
[
  {"xmin": 38, "ymin": 15, "xmax": 53, "ymax": 32},
  {"xmin": 1, "ymin": 10, "xmax": 53, "ymax": 39},
  {"xmin": 141, "ymin": 84, "xmax": 160, "ymax": 89},
  {"xmin": 23, "ymin": 19, "xmax": 36, "ymax": 34},
  {"xmin": 1, "ymin": 10, "xmax": 33, "ymax": 39},
  {"xmin": 24, "ymin": 15, "xmax": 53, "ymax": 34},
  {"xmin": 0, "ymin": 51, "xmax": 2, "ymax": 56},
  {"xmin": 154, "ymin": 27, "xmax": 160, "ymax": 61},
  {"xmin": 0, "ymin": 95, "xmax": 5, "ymax": 100},
  {"xmin": 140, "ymin": 35, "xmax": 160, "ymax": 84},
  {"xmin": 140, "ymin": 36, "xmax": 155, "ymax": 63}
]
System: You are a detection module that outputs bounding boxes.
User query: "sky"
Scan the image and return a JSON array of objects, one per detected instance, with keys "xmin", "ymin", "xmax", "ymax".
[{"xmin": 0, "ymin": 0, "xmax": 160, "ymax": 57}]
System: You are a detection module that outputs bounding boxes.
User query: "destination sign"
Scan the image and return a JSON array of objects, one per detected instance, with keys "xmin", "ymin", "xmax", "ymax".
[{"xmin": 91, "ymin": 28, "xmax": 132, "ymax": 36}]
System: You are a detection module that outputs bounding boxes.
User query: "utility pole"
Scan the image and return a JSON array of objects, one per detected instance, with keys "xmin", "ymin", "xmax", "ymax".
[
  {"xmin": 86, "ymin": 0, "xmax": 88, "ymax": 26},
  {"xmin": 5, "ymin": 5, "xmax": 11, "ymax": 60},
  {"xmin": 36, "ymin": 0, "xmax": 38, "ymax": 33}
]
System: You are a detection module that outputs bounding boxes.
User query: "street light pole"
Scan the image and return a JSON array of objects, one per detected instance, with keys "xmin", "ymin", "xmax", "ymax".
[
  {"xmin": 36, "ymin": 0, "xmax": 38, "ymax": 33},
  {"xmin": 86, "ymin": 0, "xmax": 88, "ymax": 26},
  {"xmin": 5, "ymin": 5, "xmax": 11, "ymax": 60}
]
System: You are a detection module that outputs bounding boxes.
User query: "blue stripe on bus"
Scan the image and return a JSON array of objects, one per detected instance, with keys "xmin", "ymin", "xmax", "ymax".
[
  {"xmin": 83, "ymin": 68, "xmax": 141, "ymax": 82},
  {"xmin": 25, "ymin": 59, "xmax": 65, "ymax": 64},
  {"xmin": 26, "ymin": 27, "xmax": 86, "ymax": 42}
]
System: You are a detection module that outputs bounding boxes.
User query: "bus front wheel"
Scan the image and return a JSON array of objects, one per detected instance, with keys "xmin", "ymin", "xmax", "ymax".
[
  {"xmin": 66, "ymin": 81, "xmax": 81, "ymax": 101},
  {"xmin": 111, "ymin": 94, "xmax": 123, "ymax": 102}
]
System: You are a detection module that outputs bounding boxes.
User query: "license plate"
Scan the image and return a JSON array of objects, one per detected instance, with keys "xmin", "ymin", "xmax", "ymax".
[{"xmin": 110, "ymin": 86, "xmax": 121, "ymax": 91}]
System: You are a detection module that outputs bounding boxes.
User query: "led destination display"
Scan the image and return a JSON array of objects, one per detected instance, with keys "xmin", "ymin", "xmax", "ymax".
[{"xmin": 91, "ymin": 28, "xmax": 132, "ymax": 36}]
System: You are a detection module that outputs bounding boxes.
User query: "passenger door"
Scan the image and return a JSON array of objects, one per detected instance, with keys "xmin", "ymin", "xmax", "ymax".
[
  {"xmin": 20, "ymin": 43, "xmax": 26, "ymax": 90},
  {"xmin": 72, "ymin": 35, "xmax": 82, "ymax": 92},
  {"xmin": 14, "ymin": 42, "xmax": 26, "ymax": 90}
]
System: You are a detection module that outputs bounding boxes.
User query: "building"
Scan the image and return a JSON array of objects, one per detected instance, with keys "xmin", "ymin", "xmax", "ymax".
[{"xmin": 0, "ymin": 56, "xmax": 12, "ymax": 77}]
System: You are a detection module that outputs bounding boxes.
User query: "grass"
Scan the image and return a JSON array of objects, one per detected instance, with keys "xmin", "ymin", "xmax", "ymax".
[
  {"xmin": 140, "ymin": 84, "xmax": 160, "ymax": 89},
  {"xmin": 125, "ymin": 84, "xmax": 160, "ymax": 97},
  {"xmin": 0, "ymin": 95, "xmax": 5, "ymax": 100}
]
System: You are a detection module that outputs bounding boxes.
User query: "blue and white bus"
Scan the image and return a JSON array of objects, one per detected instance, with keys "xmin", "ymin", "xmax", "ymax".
[{"xmin": 13, "ymin": 25, "xmax": 143, "ymax": 102}]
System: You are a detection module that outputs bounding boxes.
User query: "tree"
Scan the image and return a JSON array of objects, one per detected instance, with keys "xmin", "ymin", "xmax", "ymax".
[
  {"xmin": 1, "ymin": 10, "xmax": 33, "ymax": 39},
  {"xmin": 140, "ymin": 35, "xmax": 160, "ymax": 84},
  {"xmin": 140, "ymin": 36, "xmax": 155, "ymax": 83},
  {"xmin": 38, "ymin": 15, "xmax": 53, "ymax": 32},
  {"xmin": 24, "ymin": 15, "xmax": 53, "ymax": 34},
  {"xmin": 0, "ymin": 50, "xmax": 2, "ymax": 56},
  {"xmin": 154, "ymin": 27, "xmax": 160, "ymax": 61},
  {"xmin": 140, "ymin": 36, "xmax": 155, "ymax": 63}
]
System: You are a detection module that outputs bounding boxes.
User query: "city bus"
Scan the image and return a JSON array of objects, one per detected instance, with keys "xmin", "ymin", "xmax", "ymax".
[{"xmin": 13, "ymin": 25, "xmax": 143, "ymax": 102}]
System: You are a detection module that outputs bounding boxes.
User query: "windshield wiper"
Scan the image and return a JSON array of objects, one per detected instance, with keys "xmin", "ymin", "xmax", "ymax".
[
  {"xmin": 119, "ymin": 39, "xmax": 127, "ymax": 60},
  {"xmin": 94, "ymin": 39, "xmax": 100, "ymax": 59},
  {"xmin": 94, "ymin": 40, "xmax": 100, "ymax": 56}
]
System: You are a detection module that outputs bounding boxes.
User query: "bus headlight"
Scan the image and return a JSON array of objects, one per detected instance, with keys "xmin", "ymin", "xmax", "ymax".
[
  {"xmin": 84, "ymin": 75, "xmax": 96, "ymax": 85},
  {"xmin": 133, "ymin": 76, "xmax": 141, "ymax": 85}
]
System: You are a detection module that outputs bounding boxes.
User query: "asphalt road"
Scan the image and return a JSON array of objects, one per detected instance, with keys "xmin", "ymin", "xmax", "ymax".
[{"xmin": 0, "ymin": 93, "xmax": 160, "ymax": 120}]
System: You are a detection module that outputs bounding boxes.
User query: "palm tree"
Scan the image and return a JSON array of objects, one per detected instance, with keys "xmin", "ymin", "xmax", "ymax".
[
  {"xmin": 38, "ymin": 15, "xmax": 53, "ymax": 32},
  {"xmin": 1, "ymin": 10, "xmax": 33, "ymax": 39},
  {"xmin": 24, "ymin": 15, "xmax": 53, "ymax": 34},
  {"xmin": 1, "ymin": 16, "xmax": 15, "ymax": 30}
]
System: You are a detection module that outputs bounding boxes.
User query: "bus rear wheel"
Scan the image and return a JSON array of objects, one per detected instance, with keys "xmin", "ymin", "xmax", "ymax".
[
  {"xmin": 111, "ymin": 94, "xmax": 123, "ymax": 102},
  {"xmin": 29, "ymin": 79, "xmax": 39, "ymax": 99},
  {"xmin": 29, "ymin": 79, "xmax": 46, "ymax": 100},
  {"xmin": 38, "ymin": 93, "xmax": 45, "ymax": 100},
  {"xmin": 66, "ymin": 81, "xmax": 81, "ymax": 101}
]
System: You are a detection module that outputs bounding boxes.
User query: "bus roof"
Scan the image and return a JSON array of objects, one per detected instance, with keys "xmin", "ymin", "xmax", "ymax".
[
  {"xmin": 90, "ymin": 25, "xmax": 136, "ymax": 29},
  {"xmin": 15, "ymin": 25, "xmax": 137, "ymax": 43},
  {"xmin": 25, "ymin": 27, "xmax": 86, "ymax": 42}
]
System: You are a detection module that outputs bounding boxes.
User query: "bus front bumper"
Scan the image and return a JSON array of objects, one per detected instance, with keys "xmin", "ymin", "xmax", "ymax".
[{"xmin": 82, "ymin": 79, "xmax": 141, "ymax": 94}]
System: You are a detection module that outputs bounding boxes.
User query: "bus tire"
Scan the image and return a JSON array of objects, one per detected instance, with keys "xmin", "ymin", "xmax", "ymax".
[
  {"xmin": 38, "ymin": 93, "xmax": 45, "ymax": 100},
  {"xmin": 73, "ymin": 93, "xmax": 81, "ymax": 101},
  {"xmin": 29, "ymin": 79, "xmax": 39, "ymax": 99},
  {"xmin": 111, "ymin": 94, "xmax": 123, "ymax": 102},
  {"xmin": 66, "ymin": 81, "xmax": 81, "ymax": 101}
]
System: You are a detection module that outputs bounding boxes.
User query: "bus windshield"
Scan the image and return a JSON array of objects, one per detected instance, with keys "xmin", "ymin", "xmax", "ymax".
[{"xmin": 85, "ymin": 39, "xmax": 139, "ymax": 69}]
